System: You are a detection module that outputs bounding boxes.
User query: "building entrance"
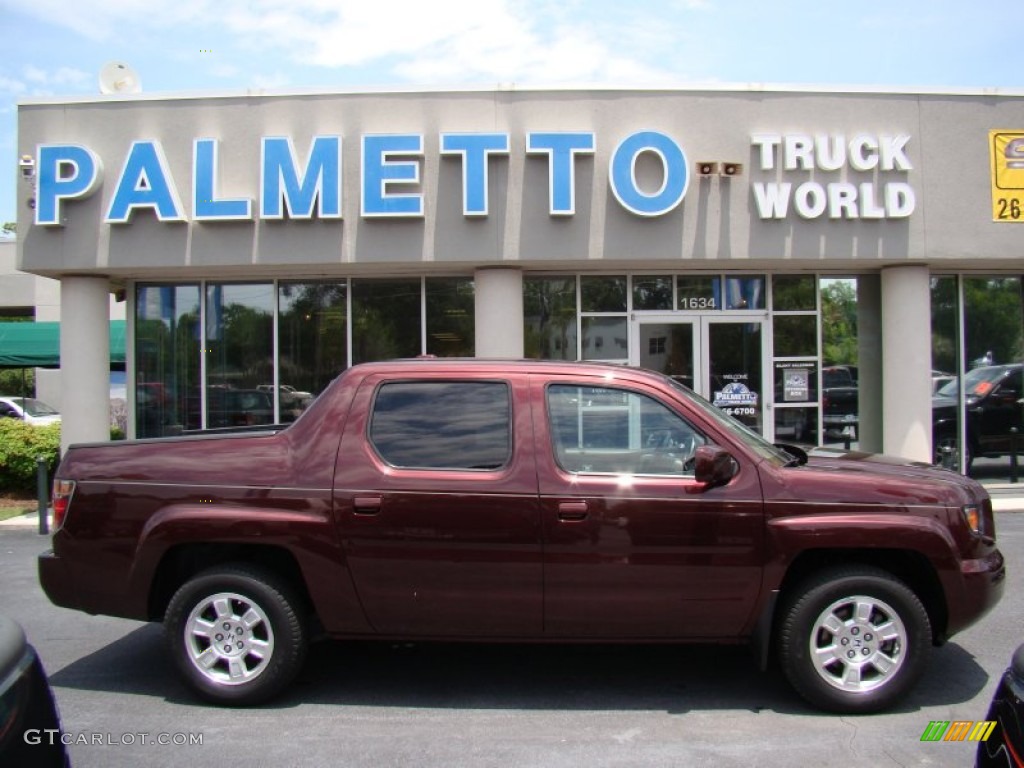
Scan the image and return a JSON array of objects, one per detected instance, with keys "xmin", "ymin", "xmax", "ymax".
[{"xmin": 631, "ymin": 315, "xmax": 768, "ymax": 435}]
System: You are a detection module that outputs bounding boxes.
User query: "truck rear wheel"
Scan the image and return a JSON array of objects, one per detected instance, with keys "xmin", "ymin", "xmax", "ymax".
[
  {"xmin": 777, "ymin": 566, "xmax": 931, "ymax": 713},
  {"xmin": 165, "ymin": 565, "xmax": 307, "ymax": 706}
]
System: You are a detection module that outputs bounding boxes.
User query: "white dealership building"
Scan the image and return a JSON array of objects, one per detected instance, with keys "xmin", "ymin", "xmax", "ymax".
[{"xmin": 14, "ymin": 84, "xmax": 1024, "ymax": 471}]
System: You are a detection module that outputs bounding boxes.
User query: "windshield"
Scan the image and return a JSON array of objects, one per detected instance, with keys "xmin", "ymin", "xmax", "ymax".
[
  {"xmin": 935, "ymin": 366, "xmax": 1010, "ymax": 399},
  {"xmin": 661, "ymin": 375, "xmax": 791, "ymax": 465},
  {"xmin": 9, "ymin": 398, "xmax": 59, "ymax": 417}
]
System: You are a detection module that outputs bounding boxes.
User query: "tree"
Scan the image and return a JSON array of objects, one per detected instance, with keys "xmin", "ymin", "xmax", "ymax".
[
  {"xmin": 820, "ymin": 280, "xmax": 858, "ymax": 365},
  {"xmin": 1, "ymin": 222, "xmax": 15, "ymax": 238},
  {"xmin": 931, "ymin": 276, "xmax": 1024, "ymax": 371}
]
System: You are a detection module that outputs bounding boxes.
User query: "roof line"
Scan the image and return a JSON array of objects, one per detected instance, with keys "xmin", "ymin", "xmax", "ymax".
[{"xmin": 17, "ymin": 81, "xmax": 1024, "ymax": 107}]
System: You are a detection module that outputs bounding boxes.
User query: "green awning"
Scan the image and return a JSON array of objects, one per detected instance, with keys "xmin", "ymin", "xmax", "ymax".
[{"xmin": 0, "ymin": 320, "xmax": 126, "ymax": 368}]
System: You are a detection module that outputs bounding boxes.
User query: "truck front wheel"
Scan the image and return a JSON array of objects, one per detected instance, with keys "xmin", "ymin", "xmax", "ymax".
[
  {"xmin": 777, "ymin": 566, "xmax": 931, "ymax": 713},
  {"xmin": 165, "ymin": 565, "xmax": 307, "ymax": 706}
]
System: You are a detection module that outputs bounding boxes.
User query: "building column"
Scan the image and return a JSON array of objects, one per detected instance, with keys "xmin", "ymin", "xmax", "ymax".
[
  {"xmin": 60, "ymin": 277, "xmax": 110, "ymax": 455},
  {"xmin": 881, "ymin": 266, "xmax": 932, "ymax": 461},
  {"xmin": 474, "ymin": 268, "xmax": 524, "ymax": 357}
]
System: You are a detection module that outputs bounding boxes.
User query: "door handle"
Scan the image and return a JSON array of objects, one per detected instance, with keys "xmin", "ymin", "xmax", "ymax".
[
  {"xmin": 557, "ymin": 501, "xmax": 589, "ymax": 522},
  {"xmin": 353, "ymin": 495, "xmax": 382, "ymax": 516}
]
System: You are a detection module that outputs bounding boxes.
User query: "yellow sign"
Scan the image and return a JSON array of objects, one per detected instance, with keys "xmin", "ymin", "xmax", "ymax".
[{"xmin": 990, "ymin": 130, "xmax": 1024, "ymax": 221}]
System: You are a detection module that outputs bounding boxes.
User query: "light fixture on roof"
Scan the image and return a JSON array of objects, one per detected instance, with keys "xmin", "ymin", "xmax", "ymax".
[{"xmin": 99, "ymin": 61, "xmax": 142, "ymax": 94}]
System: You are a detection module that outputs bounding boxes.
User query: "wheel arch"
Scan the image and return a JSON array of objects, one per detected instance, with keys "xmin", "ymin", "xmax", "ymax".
[
  {"xmin": 148, "ymin": 543, "xmax": 314, "ymax": 625},
  {"xmin": 753, "ymin": 547, "xmax": 949, "ymax": 670}
]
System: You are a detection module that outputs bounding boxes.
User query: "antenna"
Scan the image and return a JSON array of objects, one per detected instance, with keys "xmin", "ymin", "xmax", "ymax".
[{"xmin": 98, "ymin": 61, "xmax": 142, "ymax": 94}]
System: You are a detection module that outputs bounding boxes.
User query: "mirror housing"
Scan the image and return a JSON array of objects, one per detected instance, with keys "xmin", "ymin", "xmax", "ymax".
[{"xmin": 693, "ymin": 445, "xmax": 738, "ymax": 488}]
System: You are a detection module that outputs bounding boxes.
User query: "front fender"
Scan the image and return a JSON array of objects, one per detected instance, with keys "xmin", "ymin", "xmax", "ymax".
[
  {"xmin": 763, "ymin": 510, "xmax": 962, "ymax": 612},
  {"xmin": 766, "ymin": 511, "xmax": 959, "ymax": 570}
]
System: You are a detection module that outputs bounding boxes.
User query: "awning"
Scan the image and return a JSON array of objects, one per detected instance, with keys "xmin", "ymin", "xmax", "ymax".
[{"xmin": 0, "ymin": 320, "xmax": 126, "ymax": 368}]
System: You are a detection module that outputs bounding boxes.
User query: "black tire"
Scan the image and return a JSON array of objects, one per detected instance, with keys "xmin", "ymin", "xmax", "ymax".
[
  {"xmin": 165, "ymin": 564, "xmax": 307, "ymax": 706},
  {"xmin": 777, "ymin": 566, "xmax": 931, "ymax": 714}
]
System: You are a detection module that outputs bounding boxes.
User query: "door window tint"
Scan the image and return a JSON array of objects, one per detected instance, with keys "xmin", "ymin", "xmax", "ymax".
[
  {"xmin": 370, "ymin": 381, "xmax": 511, "ymax": 470},
  {"xmin": 547, "ymin": 384, "xmax": 705, "ymax": 476}
]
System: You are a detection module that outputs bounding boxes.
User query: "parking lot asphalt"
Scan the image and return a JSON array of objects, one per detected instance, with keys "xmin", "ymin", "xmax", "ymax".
[{"xmin": 0, "ymin": 513, "xmax": 1021, "ymax": 767}]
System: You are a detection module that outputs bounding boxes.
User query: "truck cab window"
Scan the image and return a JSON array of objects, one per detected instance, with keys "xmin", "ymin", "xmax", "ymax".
[
  {"xmin": 370, "ymin": 381, "xmax": 511, "ymax": 470},
  {"xmin": 547, "ymin": 384, "xmax": 705, "ymax": 476}
]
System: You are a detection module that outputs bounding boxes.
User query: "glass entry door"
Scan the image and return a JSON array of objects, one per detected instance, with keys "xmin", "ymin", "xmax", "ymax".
[
  {"xmin": 633, "ymin": 316, "xmax": 767, "ymax": 435},
  {"xmin": 635, "ymin": 319, "xmax": 698, "ymax": 391}
]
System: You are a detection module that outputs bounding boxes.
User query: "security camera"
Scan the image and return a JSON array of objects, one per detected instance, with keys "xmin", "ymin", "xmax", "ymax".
[{"xmin": 19, "ymin": 155, "xmax": 35, "ymax": 180}]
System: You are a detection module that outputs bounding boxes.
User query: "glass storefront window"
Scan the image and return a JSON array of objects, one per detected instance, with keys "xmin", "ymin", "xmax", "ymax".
[
  {"xmin": 820, "ymin": 279, "xmax": 858, "ymax": 364},
  {"xmin": 524, "ymin": 276, "xmax": 578, "ymax": 360},
  {"xmin": 581, "ymin": 316, "xmax": 628, "ymax": 361},
  {"xmin": 774, "ymin": 362, "xmax": 819, "ymax": 404},
  {"xmin": 773, "ymin": 276, "xmax": 816, "ymax": 311},
  {"xmin": 205, "ymin": 283, "xmax": 275, "ymax": 430},
  {"xmin": 676, "ymin": 276, "xmax": 719, "ymax": 311},
  {"xmin": 426, "ymin": 277, "xmax": 475, "ymax": 357},
  {"xmin": 774, "ymin": 407, "xmax": 818, "ymax": 445},
  {"xmin": 708, "ymin": 321, "xmax": 763, "ymax": 433},
  {"xmin": 773, "ymin": 316, "xmax": 817, "ymax": 358},
  {"xmin": 278, "ymin": 282, "xmax": 347, "ymax": 421},
  {"xmin": 963, "ymin": 277, "xmax": 1023, "ymax": 371},
  {"xmin": 581, "ymin": 275, "xmax": 627, "ymax": 313},
  {"xmin": 724, "ymin": 276, "xmax": 766, "ymax": 310},
  {"xmin": 135, "ymin": 276, "xmax": 477, "ymax": 438},
  {"xmin": 135, "ymin": 285, "xmax": 200, "ymax": 438},
  {"xmin": 930, "ymin": 276, "xmax": 959, "ymax": 467},
  {"xmin": 632, "ymin": 275, "xmax": 673, "ymax": 311},
  {"xmin": 351, "ymin": 279, "xmax": 421, "ymax": 364},
  {"xmin": 939, "ymin": 276, "xmax": 1024, "ymax": 479},
  {"xmin": 930, "ymin": 277, "xmax": 958, "ymax": 380}
]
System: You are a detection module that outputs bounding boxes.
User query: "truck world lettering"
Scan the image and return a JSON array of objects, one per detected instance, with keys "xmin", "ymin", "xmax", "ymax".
[{"xmin": 751, "ymin": 133, "xmax": 915, "ymax": 220}]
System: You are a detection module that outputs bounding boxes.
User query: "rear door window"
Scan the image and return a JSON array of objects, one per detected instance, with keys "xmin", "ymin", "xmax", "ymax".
[{"xmin": 370, "ymin": 381, "xmax": 511, "ymax": 470}]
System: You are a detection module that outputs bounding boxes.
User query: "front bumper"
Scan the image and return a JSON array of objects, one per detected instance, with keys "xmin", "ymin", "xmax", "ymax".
[{"xmin": 947, "ymin": 548, "xmax": 1006, "ymax": 638}]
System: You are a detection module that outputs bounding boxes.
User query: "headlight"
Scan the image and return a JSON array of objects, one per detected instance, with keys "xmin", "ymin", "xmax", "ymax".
[{"xmin": 961, "ymin": 504, "xmax": 986, "ymax": 537}]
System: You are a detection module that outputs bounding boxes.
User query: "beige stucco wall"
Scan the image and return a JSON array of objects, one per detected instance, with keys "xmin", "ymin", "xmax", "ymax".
[{"xmin": 15, "ymin": 86, "xmax": 1024, "ymax": 280}]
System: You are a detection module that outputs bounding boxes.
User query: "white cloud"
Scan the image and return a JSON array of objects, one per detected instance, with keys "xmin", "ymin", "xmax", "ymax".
[
  {"xmin": 13, "ymin": 0, "xmax": 210, "ymax": 41},
  {"xmin": 0, "ymin": 76, "xmax": 27, "ymax": 95},
  {"xmin": 11, "ymin": 0, "xmax": 673, "ymax": 85},
  {"xmin": 23, "ymin": 66, "xmax": 90, "ymax": 87}
]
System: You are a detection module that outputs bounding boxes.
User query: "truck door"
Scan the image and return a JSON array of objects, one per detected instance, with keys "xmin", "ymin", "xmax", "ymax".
[
  {"xmin": 333, "ymin": 374, "xmax": 542, "ymax": 637},
  {"xmin": 534, "ymin": 375, "xmax": 765, "ymax": 638}
]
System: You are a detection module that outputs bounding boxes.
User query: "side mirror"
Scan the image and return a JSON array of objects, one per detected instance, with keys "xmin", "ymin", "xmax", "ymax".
[{"xmin": 693, "ymin": 445, "xmax": 738, "ymax": 488}]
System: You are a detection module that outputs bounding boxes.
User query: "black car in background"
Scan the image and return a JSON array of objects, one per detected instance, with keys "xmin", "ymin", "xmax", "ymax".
[
  {"xmin": 822, "ymin": 365, "xmax": 858, "ymax": 439},
  {"xmin": 933, "ymin": 364, "xmax": 1024, "ymax": 471},
  {"xmin": 976, "ymin": 642, "xmax": 1024, "ymax": 768},
  {"xmin": 0, "ymin": 614, "xmax": 67, "ymax": 766}
]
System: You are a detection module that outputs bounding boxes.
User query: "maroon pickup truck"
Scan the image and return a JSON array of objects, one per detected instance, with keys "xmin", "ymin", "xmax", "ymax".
[{"xmin": 39, "ymin": 360, "xmax": 1004, "ymax": 712}]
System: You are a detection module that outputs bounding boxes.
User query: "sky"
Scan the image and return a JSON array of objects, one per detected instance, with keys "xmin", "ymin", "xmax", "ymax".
[{"xmin": 1, "ymin": 0, "xmax": 1022, "ymax": 228}]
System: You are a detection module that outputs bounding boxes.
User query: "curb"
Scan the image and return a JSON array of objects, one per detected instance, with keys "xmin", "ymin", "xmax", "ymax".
[
  {"xmin": 0, "ymin": 510, "xmax": 52, "ymax": 529},
  {"xmin": 992, "ymin": 497, "xmax": 1024, "ymax": 513}
]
